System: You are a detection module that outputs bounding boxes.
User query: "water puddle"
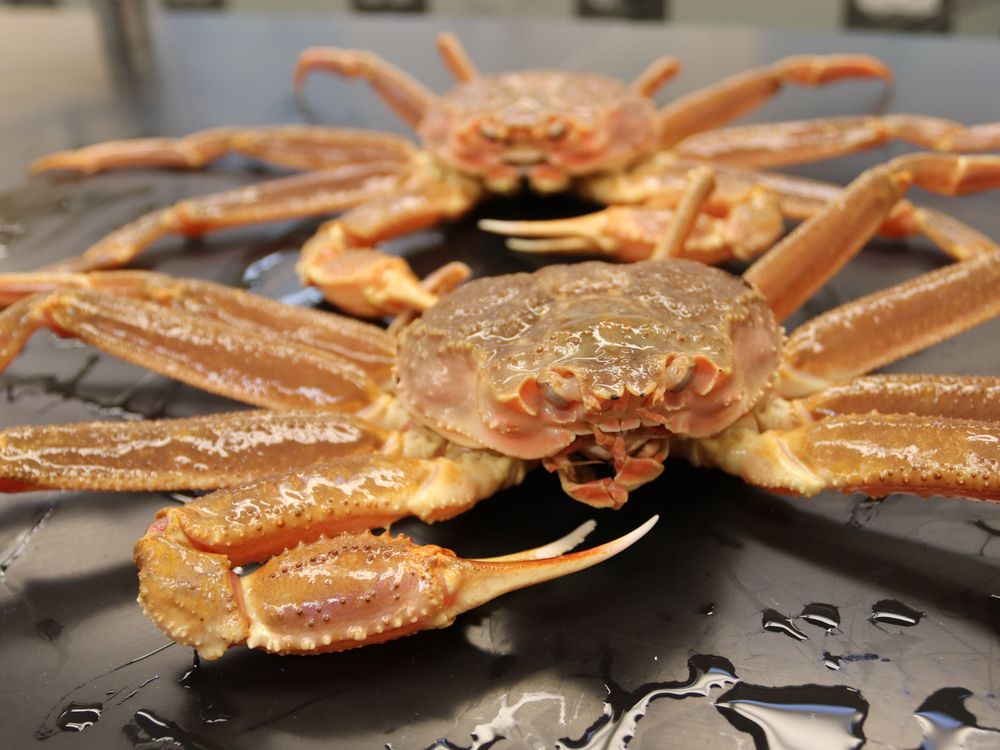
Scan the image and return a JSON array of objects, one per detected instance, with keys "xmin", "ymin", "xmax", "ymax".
[
  {"xmin": 912, "ymin": 687, "xmax": 1000, "ymax": 750},
  {"xmin": 715, "ymin": 682, "xmax": 869, "ymax": 750},
  {"xmin": 555, "ymin": 655, "xmax": 739, "ymax": 749}
]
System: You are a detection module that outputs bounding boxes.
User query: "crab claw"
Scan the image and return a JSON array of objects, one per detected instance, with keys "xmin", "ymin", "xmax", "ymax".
[
  {"xmin": 136, "ymin": 514, "xmax": 657, "ymax": 659},
  {"xmin": 480, "ymin": 213, "xmax": 616, "ymax": 256},
  {"xmin": 480, "ymin": 207, "xmax": 700, "ymax": 263}
]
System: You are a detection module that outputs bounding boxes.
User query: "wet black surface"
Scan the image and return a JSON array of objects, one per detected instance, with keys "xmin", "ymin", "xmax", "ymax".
[{"xmin": 1, "ymin": 10, "xmax": 999, "ymax": 750}]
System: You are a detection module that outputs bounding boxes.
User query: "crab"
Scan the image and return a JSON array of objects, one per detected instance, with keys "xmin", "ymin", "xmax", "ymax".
[
  {"xmin": 1, "ymin": 152, "xmax": 999, "ymax": 659},
  {"xmin": 26, "ymin": 33, "xmax": 1000, "ymax": 319}
]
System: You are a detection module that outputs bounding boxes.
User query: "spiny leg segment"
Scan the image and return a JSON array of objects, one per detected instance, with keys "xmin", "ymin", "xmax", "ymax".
[{"xmin": 684, "ymin": 154, "xmax": 1000, "ymax": 501}]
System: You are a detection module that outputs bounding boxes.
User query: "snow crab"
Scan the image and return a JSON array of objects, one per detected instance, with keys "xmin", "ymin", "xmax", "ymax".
[
  {"xmin": 27, "ymin": 33, "xmax": 1000, "ymax": 318},
  {"xmin": 1, "ymin": 153, "xmax": 999, "ymax": 659}
]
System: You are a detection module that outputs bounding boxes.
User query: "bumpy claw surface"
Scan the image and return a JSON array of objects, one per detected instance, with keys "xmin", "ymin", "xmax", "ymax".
[{"xmin": 136, "ymin": 501, "xmax": 657, "ymax": 659}]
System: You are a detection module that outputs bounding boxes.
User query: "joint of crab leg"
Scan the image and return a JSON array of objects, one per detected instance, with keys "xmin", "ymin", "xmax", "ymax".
[
  {"xmin": 293, "ymin": 47, "xmax": 436, "ymax": 130},
  {"xmin": 300, "ymin": 246, "xmax": 439, "ymax": 318},
  {"xmin": 135, "ymin": 514, "xmax": 250, "ymax": 661}
]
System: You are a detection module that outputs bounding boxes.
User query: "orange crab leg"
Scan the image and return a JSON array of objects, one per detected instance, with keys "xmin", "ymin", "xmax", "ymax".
[
  {"xmin": 778, "ymin": 251, "xmax": 1000, "ymax": 397},
  {"xmin": 673, "ymin": 115, "xmax": 1000, "ymax": 169},
  {"xmin": 137, "ymin": 516, "xmax": 654, "ymax": 660},
  {"xmin": 134, "ymin": 453, "xmax": 654, "ymax": 659},
  {"xmin": 30, "ymin": 126, "xmax": 417, "ymax": 175},
  {"xmin": 657, "ymin": 54, "xmax": 892, "ymax": 149},
  {"xmin": 294, "ymin": 46, "xmax": 438, "ymax": 130},
  {"xmin": 629, "ymin": 55, "xmax": 681, "ymax": 98},
  {"xmin": 0, "ymin": 411, "xmax": 390, "ymax": 493},
  {"xmin": 298, "ymin": 178, "xmax": 481, "ymax": 317},
  {"xmin": 149, "ymin": 454, "xmax": 528, "ymax": 567},
  {"xmin": 436, "ymin": 32, "xmax": 479, "ymax": 82},
  {"xmin": 744, "ymin": 153, "xmax": 1000, "ymax": 323},
  {"xmin": 43, "ymin": 162, "xmax": 413, "ymax": 274},
  {"xmin": 0, "ymin": 291, "xmax": 384, "ymax": 412},
  {"xmin": 692, "ymin": 411, "xmax": 1000, "ymax": 501},
  {"xmin": 649, "ymin": 166, "xmax": 716, "ymax": 260},
  {"xmin": 797, "ymin": 375, "xmax": 1000, "ymax": 423},
  {"xmin": 0, "ymin": 270, "xmax": 396, "ymax": 387}
]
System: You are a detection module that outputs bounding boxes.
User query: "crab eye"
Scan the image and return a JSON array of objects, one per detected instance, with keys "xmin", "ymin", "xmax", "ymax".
[
  {"xmin": 547, "ymin": 121, "xmax": 568, "ymax": 140},
  {"xmin": 479, "ymin": 122, "xmax": 501, "ymax": 141}
]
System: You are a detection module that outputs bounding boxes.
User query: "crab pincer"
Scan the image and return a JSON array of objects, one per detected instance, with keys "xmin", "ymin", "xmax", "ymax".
[{"xmin": 136, "ymin": 500, "xmax": 657, "ymax": 660}]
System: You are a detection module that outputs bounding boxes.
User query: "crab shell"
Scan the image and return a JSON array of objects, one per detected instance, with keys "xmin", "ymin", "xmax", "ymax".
[
  {"xmin": 397, "ymin": 260, "xmax": 783, "ymax": 499},
  {"xmin": 416, "ymin": 72, "xmax": 659, "ymax": 193}
]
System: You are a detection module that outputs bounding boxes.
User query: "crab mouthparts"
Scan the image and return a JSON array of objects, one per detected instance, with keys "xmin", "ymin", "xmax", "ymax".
[
  {"xmin": 543, "ymin": 432, "xmax": 670, "ymax": 509},
  {"xmin": 503, "ymin": 147, "xmax": 547, "ymax": 166}
]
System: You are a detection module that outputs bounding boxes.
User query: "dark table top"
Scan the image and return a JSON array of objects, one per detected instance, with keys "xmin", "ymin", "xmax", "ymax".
[{"xmin": 1, "ymin": 9, "xmax": 999, "ymax": 750}]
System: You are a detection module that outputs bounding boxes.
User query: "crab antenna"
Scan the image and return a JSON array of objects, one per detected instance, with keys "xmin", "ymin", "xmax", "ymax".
[
  {"xmin": 630, "ymin": 55, "xmax": 681, "ymax": 97},
  {"xmin": 436, "ymin": 32, "xmax": 480, "ymax": 82}
]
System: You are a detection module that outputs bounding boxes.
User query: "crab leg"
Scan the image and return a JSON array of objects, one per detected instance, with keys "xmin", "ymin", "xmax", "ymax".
[
  {"xmin": 43, "ymin": 162, "xmax": 414, "ymax": 274},
  {"xmin": 673, "ymin": 115, "xmax": 1000, "ymax": 169},
  {"xmin": 298, "ymin": 177, "xmax": 481, "ymax": 317},
  {"xmin": 30, "ymin": 126, "xmax": 417, "ymax": 175},
  {"xmin": 436, "ymin": 32, "xmax": 479, "ymax": 82},
  {"xmin": 0, "ymin": 411, "xmax": 391, "ymax": 493},
  {"xmin": 657, "ymin": 55, "xmax": 892, "ymax": 149},
  {"xmin": 135, "ymin": 453, "xmax": 652, "ymax": 658},
  {"xmin": 649, "ymin": 166, "xmax": 716, "ymax": 260},
  {"xmin": 0, "ymin": 291, "xmax": 384, "ymax": 412},
  {"xmin": 744, "ymin": 153, "xmax": 1000, "ymax": 322},
  {"xmin": 778, "ymin": 250, "xmax": 1000, "ymax": 397},
  {"xmin": 797, "ymin": 375, "xmax": 1000, "ymax": 423},
  {"xmin": 294, "ymin": 46, "xmax": 438, "ymax": 129},
  {"xmin": 689, "ymin": 410, "xmax": 1000, "ymax": 501},
  {"xmin": 0, "ymin": 270, "xmax": 396, "ymax": 387},
  {"xmin": 629, "ymin": 56, "xmax": 681, "ymax": 97}
]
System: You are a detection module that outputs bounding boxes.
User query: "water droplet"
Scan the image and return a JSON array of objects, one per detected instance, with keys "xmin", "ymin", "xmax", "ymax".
[
  {"xmin": 55, "ymin": 702, "xmax": 103, "ymax": 732},
  {"xmin": 822, "ymin": 652, "xmax": 842, "ymax": 671},
  {"xmin": 870, "ymin": 599, "xmax": 923, "ymax": 627},
  {"xmin": 913, "ymin": 687, "xmax": 1000, "ymax": 750},
  {"xmin": 800, "ymin": 603, "xmax": 840, "ymax": 631},
  {"xmin": 699, "ymin": 602, "xmax": 715, "ymax": 616},
  {"xmin": 762, "ymin": 609, "xmax": 808, "ymax": 641},
  {"xmin": 715, "ymin": 682, "xmax": 869, "ymax": 750}
]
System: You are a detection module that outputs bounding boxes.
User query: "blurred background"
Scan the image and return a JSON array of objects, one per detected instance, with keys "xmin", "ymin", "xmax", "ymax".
[{"xmin": 2, "ymin": 0, "xmax": 1000, "ymax": 35}]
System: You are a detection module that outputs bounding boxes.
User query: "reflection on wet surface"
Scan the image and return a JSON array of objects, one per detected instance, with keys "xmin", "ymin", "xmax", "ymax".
[
  {"xmin": 800, "ymin": 602, "xmax": 841, "ymax": 632},
  {"xmin": 762, "ymin": 609, "xmax": 810, "ymax": 641},
  {"xmin": 870, "ymin": 599, "xmax": 924, "ymax": 627}
]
